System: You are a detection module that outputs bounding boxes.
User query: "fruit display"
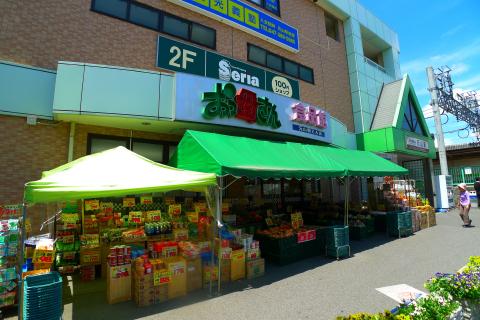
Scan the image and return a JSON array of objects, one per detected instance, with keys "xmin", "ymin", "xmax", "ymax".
[{"xmin": 257, "ymin": 225, "xmax": 295, "ymax": 239}]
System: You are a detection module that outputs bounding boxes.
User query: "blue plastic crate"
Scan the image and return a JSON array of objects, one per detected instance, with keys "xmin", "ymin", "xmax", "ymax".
[{"xmin": 23, "ymin": 272, "xmax": 63, "ymax": 320}]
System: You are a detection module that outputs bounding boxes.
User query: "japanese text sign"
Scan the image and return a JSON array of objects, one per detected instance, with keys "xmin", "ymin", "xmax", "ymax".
[
  {"xmin": 168, "ymin": 204, "xmax": 182, "ymax": 216},
  {"xmin": 154, "ymin": 270, "xmax": 172, "ymax": 285},
  {"xmin": 84, "ymin": 199, "xmax": 100, "ymax": 211},
  {"xmin": 123, "ymin": 197, "xmax": 136, "ymax": 208},
  {"xmin": 147, "ymin": 210, "xmax": 161, "ymax": 222},
  {"xmin": 170, "ymin": 0, "xmax": 299, "ymax": 52}
]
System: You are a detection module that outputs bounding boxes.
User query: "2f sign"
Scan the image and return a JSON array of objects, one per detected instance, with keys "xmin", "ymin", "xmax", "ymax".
[
  {"xmin": 169, "ymin": 46, "xmax": 197, "ymax": 70},
  {"xmin": 157, "ymin": 36, "xmax": 206, "ymax": 76}
]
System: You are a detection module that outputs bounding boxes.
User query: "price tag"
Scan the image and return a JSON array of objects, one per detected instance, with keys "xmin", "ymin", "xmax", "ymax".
[
  {"xmin": 187, "ymin": 211, "xmax": 199, "ymax": 223},
  {"xmin": 128, "ymin": 211, "xmax": 143, "ymax": 224},
  {"xmin": 168, "ymin": 204, "xmax": 182, "ymax": 216},
  {"xmin": 146, "ymin": 210, "xmax": 161, "ymax": 222},
  {"xmin": 80, "ymin": 234, "xmax": 99, "ymax": 248},
  {"xmin": 171, "ymin": 263, "xmax": 185, "ymax": 276},
  {"xmin": 297, "ymin": 231, "xmax": 307, "ymax": 243},
  {"xmin": 231, "ymin": 251, "xmax": 245, "ymax": 261},
  {"xmin": 306, "ymin": 229, "xmax": 316, "ymax": 241},
  {"xmin": 83, "ymin": 253, "xmax": 100, "ymax": 264},
  {"xmin": 154, "ymin": 270, "xmax": 171, "ymax": 285},
  {"xmin": 123, "ymin": 197, "xmax": 136, "ymax": 208},
  {"xmin": 62, "ymin": 213, "xmax": 79, "ymax": 224},
  {"xmin": 141, "ymin": 195, "xmax": 153, "ymax": 205},
  {"xmin": 84, "ymin": 200, "xmax": 100, "ymax": 211},
  {"xmin": 100, "ymin": 202, "xmax": 113, "ymax": 214},
  {"xmin": 33, "ymin": 250, "xmax": 55, "ymax": 264},
  {"xmin": 63, "ymin": 252, "xmax": 76, "ymax": 260}
]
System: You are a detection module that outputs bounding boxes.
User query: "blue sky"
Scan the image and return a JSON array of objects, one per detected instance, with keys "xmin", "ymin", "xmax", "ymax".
[{"xmin": 359, "ymin": 0, "xmax": 480, "ymax": 145}]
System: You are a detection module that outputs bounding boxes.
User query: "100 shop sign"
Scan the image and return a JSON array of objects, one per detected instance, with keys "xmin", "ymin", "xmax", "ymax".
[{"xmin": 201, "ymin": 83, "xmax": 282, "ymax": 129}]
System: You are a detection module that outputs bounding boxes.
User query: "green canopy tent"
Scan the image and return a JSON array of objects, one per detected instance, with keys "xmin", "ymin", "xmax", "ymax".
[
  {"xmin": 25, "ymin": 146, "xmax": 217, "ymax": 203},
  {"xmin": 171, "ymin": 130, "xmax": 409, "ymax": 225},
  {"xmin": 20, "ymin": 147, "xmax": 220, "ymax": 297}
]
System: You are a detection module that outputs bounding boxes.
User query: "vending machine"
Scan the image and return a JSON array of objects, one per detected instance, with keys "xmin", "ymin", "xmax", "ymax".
[{"xmin": 434, "ymin": 175, "xmax": 454, "ymax": 210}]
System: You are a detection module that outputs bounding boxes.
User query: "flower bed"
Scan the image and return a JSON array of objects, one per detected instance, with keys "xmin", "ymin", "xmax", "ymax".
[{"xmin": 338, "ymin": 256, "xmax": 480, "ymax": 319}]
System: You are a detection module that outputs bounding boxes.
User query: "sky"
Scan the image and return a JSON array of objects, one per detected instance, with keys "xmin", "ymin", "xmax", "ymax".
[{"xmin": 359, "ymin": 0, "xmax": 480, "ymax": 146}]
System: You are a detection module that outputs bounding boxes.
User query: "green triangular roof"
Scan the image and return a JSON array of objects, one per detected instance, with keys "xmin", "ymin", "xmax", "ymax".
[{"xmin": 371, "ymin": 74, "xmax": 430, "ymax": 137}]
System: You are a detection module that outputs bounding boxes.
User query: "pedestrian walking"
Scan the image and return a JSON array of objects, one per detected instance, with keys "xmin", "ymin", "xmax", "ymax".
[
  {"xmin": 474, "ymin": 177, "xmax": 480, "ymax": 208},
  {"xmin": 457, "ymin": 183, "xmax": 472, "ymax": 227}
]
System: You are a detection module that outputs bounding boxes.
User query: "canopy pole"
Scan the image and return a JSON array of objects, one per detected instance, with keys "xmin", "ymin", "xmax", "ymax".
[
  {"xmin": 344, "ymin": 177, "xmax": 350, "ymax": 226},
  {"xmin": 18, "ymin": 203, "xmax": 27, "ymax": 318},
  {"xmin": 217, "ymin": 176, "xmax": 224, "ymax": 295}
]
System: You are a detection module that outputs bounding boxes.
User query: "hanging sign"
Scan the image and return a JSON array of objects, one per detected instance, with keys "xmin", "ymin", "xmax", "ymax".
[
  {"xmin": 168, "ymin": 0, "xmax": 299, "ymax": 52},
  {"xmin": 100, "ymin": 202, "xmax": 113, "ymax": 214},
  {"xmin": 80, "ymin": 234, "xmax": 99, "ymax": 248},
  {"xmin": 168, "ymin": 204, "xmax": 182, "ymax": 216},
  {"xmin": 141, "ymin": 196, "xmax": 153, "ymax": 205},
  {"xmin": 221, "ymin": 202, "xmax": 230, "ymax": 213},
  {"xmin": 194, "ymin": 202, "xmax": 207, "ymax": 213},
  {"xmin": 164, "ymin": 197, "xmax": 176, "ymax": 205},
  {"xmin": 84, "ymin": 200, "xmax": 100, "ymax": 211},
  {"xmin": 146, "ymin": 210, "xmax": 161, "ymax": 222},
  {"xmin": 128, "ymin": 211, "xmax": 143, "ymax": 224},
  {"xmin": 123, "ymin": 197, "xmax": 136, "ymax": 208},
  {"xmin": 61, "ymin": 213, "xmax": 79, "ymax": 224}
]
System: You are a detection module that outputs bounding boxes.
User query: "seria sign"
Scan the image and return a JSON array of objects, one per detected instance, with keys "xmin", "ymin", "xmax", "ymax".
[{"xmin": 202, "ymin": 83, "xmax": 281, "ymax": 129}]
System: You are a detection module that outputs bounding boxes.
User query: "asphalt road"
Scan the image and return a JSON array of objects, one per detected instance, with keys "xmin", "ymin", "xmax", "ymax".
[{"xmin": 6, "ymin": 208, "xmax": 480, "ymax": 320}]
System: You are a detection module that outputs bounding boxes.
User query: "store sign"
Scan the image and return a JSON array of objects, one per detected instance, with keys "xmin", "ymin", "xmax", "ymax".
[
  {"xmin": 33, "ymin": 250, "xmax": 55, "ymax": 264},
  {"xmin": 297, "ymin": 230, "xmax": 316, "ymax": 243},
  {"xmin": 202, "ymin": 83, "xmax": 281, "ymax": 129},
  {"xmin": 84, "ymin": 199, "xmax": 99, "ymax": 211},
  {"xmin": 175, "ymin": 73, "xmax": 332, "ymax": 144},
  {"xmin": 168, "ymin": 0, "xmax": 299, "ymax": 52},
  {"xmin": 291, "ymin": 103, "xmax": 328, "ymax": 138},
  {"xmin": 405, "ymin": 136, "xmax": 429, "ymax": 153},
  {"xmin": 157, "ymin": 35, "xmax": 299, "ymax": 99},
  {"xmin": 154, "ymin": 270, "xmax": 172, "ymax": 286}
]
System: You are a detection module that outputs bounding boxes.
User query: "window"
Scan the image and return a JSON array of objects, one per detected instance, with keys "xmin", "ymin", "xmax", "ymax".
[
  {"xmin": 266, "ymin": 53, "xmax": 282, "ymax": 72},
  {"xmin": 191, "ymin": 23, "xmax": 216, "ymax": 49},
  {"xmin": 87, "ymin": 134, "xmax": 177, "ymax": 164},
  {"xmin": 325, "ymin": 12, "xmax": 339, "ymax": 41},
  {"xmin": 248, "ymin": 0, "xmax": 280, "ymax": 16},
  {"xmin": 248, "ymin": 44, "xmax": 315, "ymax": 83},
  {"xmin": 401, "ymin": 95, "xmax": 427, "ymax": 136},
  {"xmin": 91, "ymin": 0, "xmax": 216, "ymax": 49},
  {"xmin": 129, "ymin": 3, "xmax": 159, "ymax": 30},
  {"xmin": 163, "ymin": 15, "xmax": 189, "ymax": 40}
]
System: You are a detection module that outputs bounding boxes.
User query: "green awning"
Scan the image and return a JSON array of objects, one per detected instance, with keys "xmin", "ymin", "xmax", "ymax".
[
  {"xmin": 24, "ymin": 146, "xmax": 217, "ymax": 204},
  {"xmin": 171, "ymin": 130, "xmax": 408, "ymax": 179}
]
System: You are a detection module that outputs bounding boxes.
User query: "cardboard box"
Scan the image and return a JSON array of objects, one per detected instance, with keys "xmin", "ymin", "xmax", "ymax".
[
  {"xmin": 186, "ymin": 257, "xmax": 202, "ymax": 292},
  {"xmin": 246, "ymin": 258, "xmax": 265, "ymax": 279},
  {"xmin": 220, "ymin": 258, "xmax": 231, "ymax": 283},
  {"xmin": 246, "ymin": 248, "xmax": 261, "ymax": 261},
  {"xmin": 107, "ymin": 264, "xmax": 131, "ymax": 304},
  {"xmin": 165, "ymin": 256, "xmax": 187, "ymax": 299},
  {"xmin": 203, "ymin": 264, "xmax": 218, "ymax": 287},
  {"xmin": 153, "ymin": 283, "xmax": 168, "ymax": 304},
  {"xmin": 230, "ymin": 249, "xmax": 245, "ymax": 281}
]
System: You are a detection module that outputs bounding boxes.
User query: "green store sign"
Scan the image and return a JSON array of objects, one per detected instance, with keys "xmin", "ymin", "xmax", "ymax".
[
  {"xmin": 156, "ymin": 35, "xmax": 299, "ymax": 99},
  {"xmin": 202, "ymin": 82, "xmax": 281, "ymax": 129}
]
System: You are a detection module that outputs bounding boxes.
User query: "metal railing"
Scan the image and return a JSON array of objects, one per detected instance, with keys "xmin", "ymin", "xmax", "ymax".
[
  {"xmin": 433, "ymin": 166, "xmax": 480, "ymax": 185},
  {"xmin": 364, "ymin": 56, "xmax": 386, "ymax": 73}
]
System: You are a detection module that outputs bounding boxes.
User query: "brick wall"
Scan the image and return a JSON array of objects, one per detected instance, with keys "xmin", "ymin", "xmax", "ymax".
[
  {"xmin": 0, "ymin": 115, "xmax": 69, "ymax": 205},
  {"xmin": 0, "ymin": 0, "xmax": 354, "ymax": 131}
]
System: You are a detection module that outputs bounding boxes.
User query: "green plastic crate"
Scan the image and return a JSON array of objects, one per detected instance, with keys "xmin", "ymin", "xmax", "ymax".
[{"xmin": 325, "ymin": 225, "xmax": 349, "ymax": 247}]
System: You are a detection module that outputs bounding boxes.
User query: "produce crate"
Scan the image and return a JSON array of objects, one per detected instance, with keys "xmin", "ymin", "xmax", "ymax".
[
  {"xmin": 23, "ymin": 272, "xmax": 63, "ymax": 320},
  {"xmin": 387, "ymin": 211, "xmax": 413, "ymax": 238},
  {"xmin": 325, "ymin": 225, "xmax": 349, "ymax": 247}
]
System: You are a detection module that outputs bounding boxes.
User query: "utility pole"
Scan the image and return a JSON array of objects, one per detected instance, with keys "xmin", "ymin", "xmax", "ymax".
[{"xmin": 426, "ymin": 66, "xmax": 449, "ymax": 176}]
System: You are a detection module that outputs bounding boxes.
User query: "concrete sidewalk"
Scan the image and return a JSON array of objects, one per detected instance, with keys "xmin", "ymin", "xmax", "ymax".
[{"xmin": 7, "ymin": 208, "xmax": 480, "ymax": 320}]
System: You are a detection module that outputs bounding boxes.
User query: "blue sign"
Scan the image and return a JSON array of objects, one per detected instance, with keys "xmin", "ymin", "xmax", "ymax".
[
  {"xmin": 292, "ymin": 124, "xmax": 326, "ymax": 137},
  {"xmin": 176, "ymin": 0, "xmax": 299, "ymax": 52}
]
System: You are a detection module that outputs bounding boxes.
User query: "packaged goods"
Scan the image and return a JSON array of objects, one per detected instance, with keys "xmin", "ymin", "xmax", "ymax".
[
  {"xmin": 173, "ymin": 229, "xmax": 189, "ymax": 241},
  {"xmin": 203, "ymin": 264, "xmax": 218, "ymax": 286},
  {"xmin": 246, "ymin": 258, "xmax": 265, "ymax": 279},
  {"xmin": 178, "ymin": 241, "xmax": 200, "ymax": 258},
  {"xmin": 246, "ymin": 248, "xmax": 261, "ymax": 261},
  {"xmin": 80, "ymin": 248, "xmax": 101, "ymax": 265},
  {"xmin": 220, "ymin": 259, "xmax": 231, "ymax": 283},
  {"xmin": 80, "ymin": 265, "xmax": 95, "ymax": 281}
]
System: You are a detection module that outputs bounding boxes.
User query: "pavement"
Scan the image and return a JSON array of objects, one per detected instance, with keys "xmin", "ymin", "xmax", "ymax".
[{"xmin": 5, "ymin": 207, "xmax": 480, "ymax": 320}]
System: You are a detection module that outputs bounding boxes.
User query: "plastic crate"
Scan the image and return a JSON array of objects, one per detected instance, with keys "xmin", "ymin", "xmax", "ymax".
[
  {"xmin": 23, "ymin": 272, "xmax": 63, "ymax": 320},
  {"xmin": 325, "ymin": 225, "xmax": 349, "ymax": 247},
  {"xmin": 326, "ymin": 245, "xmax": 350, "ymax": 259},
  {"xmin": 387, "ymin": 211, "xmax": 413, "ymax": 238}
]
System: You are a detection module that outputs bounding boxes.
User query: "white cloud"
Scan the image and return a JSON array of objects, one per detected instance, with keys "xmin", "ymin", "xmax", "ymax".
[
  {"xmin": 441, "ymin": 24, "xmax": 466, "ymax": 38},
  {"xmin": 402, "ymin": 38, "xmax": 480, "ymax": 76},
  {"xmin": 454, "ymin": 75, "xmax": 480, "ymax": 91},
  {"xmin": 451, "ymin": 63, "xmax": 470, "ymax": 75}
]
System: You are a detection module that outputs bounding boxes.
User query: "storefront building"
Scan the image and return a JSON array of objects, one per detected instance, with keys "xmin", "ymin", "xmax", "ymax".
[{"xmin": 0, "ymin": 0, "xmax": 435, "ymax": 206}]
